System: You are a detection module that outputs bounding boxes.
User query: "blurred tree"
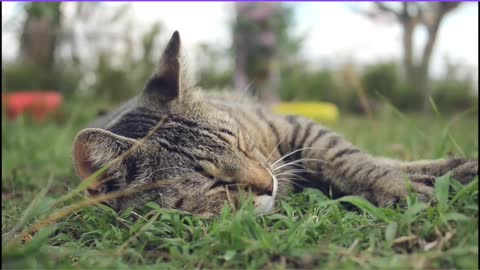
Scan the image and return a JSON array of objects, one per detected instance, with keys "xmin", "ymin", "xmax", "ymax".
[
  {"xmin": 361, "ymin": 62, "xmax": 423, "ymax": 111},
  {"xmin": 232, "ymin": 3, "xmax": 301, "ymax": 103},
  {"xmin": 4, "ymin": 3, "xmax": 83, "ymax": 94},
  {"xmin": 58, "ymin": 3, "xmax": 166, "ymax": 102},
  {"xmin": 20, "ymin": 2, "xmax": 62, "ymax": 69},
  {"xmin": 363, "ymin": 2, "xmax": 461, "ymax": 111},
  {"xmin": 195, "ymin": 43, "xmax": 233, "ymax": 90},
  {"xmin": 59, "ymin": 2, "xmax": 131, "ymax": 68},
  {"xmin": 16, "ymin": 2, "xmax": 131, "ymax": 69},
  {"xmin": 90, "ymin": 22, "xmax": 164, "ymax": 102},
  {"xmin": 5, "ymin": 2, "xmax": 160, "ymax": 101},
  {"xmin": 431, "ymin": 56, "xmax": 477, "ymax": 112}
]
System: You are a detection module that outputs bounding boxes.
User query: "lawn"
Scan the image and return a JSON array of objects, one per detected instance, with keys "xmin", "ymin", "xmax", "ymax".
[{"xmin": 2, "ymin": 99, "xmax": 478, "ymax": 269}]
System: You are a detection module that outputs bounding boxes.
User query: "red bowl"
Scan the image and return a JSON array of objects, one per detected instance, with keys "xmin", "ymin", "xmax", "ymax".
[{"xmin": 2, "ymin": 91, "xmax": 63, "ymax": 122}]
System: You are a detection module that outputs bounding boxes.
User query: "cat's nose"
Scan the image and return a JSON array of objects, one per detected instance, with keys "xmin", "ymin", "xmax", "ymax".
[
  {"xmin": 263, "ymin": 180, "xmax": 274, "ymax": 196},
  {"xmin": 240, "ymin": 163, "xmax": 274, "ymax": 196},
  {"xmin": 248, "ymin": 178, "xmax": 273, "ymax": 196}
]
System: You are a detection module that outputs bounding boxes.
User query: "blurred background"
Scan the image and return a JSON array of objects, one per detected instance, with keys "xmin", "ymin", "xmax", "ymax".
[{"xmin": 1, "ymin": 2, "xmax": 478, "ymax": 120}]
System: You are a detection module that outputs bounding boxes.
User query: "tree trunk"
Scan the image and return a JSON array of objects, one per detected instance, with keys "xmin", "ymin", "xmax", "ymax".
[
  {"xmin": 420, "ymin": 14, "xmax": 443, "ymax": 112},
  {"xmin": 21, "ymin": 17, "xmax": 58, "ymax": 68},
  {"xmin": 402, "ymin": 19, "xmax": 417, "ymax": 93},
  {"xmin": 370, "ymin": 2, "xmax": 461, "ymax": 112},
  {"xmin": 20, "ymin": 3, "xmax": 62, "ymax": 69},
  {"xmin": 233, "ymin": 43, "xmax": 249, "ymax": 95}
]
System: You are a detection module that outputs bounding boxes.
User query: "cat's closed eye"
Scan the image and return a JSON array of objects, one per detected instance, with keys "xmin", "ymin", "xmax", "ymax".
[{"xmin": 209, "ymin": 179, "xmax": 231, "ymax": 190}]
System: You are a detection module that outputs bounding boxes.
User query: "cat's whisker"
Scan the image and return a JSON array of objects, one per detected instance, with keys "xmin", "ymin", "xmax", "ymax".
[
  {"xmin": 275, "ymin": 169, "xmax": 310, "ymax": 176},
  {"xmin": 266, "ymin": 117, "xmax": 307, "ymax": 163},
  {"xmin": 276, "ymin": 177, "xmax": 305, "ymax": 189},
  {"xmin": 236, "ymin": 80, "xmax": 255, "ymax": 101},
  {"xmin": 275, "ymin": 171, "xmax": 306, "ymax": 177},
  {"xmin": 273, "ymin": 157, "xmax": 313, "ymax": 172},
  {"xmin": 275, "ymin": 173, "xmax": 311, "ymax": 184},
  {"xmin": 274, "ymin": 157, "xmax": 329, "ymax": 169},
  {"xmin": 281, "ymin": 163, "xmax": 310, "ymax": 171},
  {"xmin": 273, "ymin": 158, "xmax": 330, "ymax": 171},
  {"xmin": 274, "ymin": 172, "xmax": 311, "ymax": 181},
  {"xmin": 276, "ymin": 177, "xmax": 300, "ymax": 184},
  {"xmin": 287, "ymin": 164, "xmax": 312, "ymax": 170},
  {"xmin": 275, "ymin": 167, "xmax": 321, "ymax": 175},
  {"xmin": 266, "ymin": 128, "xmax": 291, "ymax": 163},
  {"xmin": 270, "ymin": 146, "xmax": 331, "ymax": 167},
  {"xmin": 224, "ymin": 185, "xmax": 235, "ymax": 210}
]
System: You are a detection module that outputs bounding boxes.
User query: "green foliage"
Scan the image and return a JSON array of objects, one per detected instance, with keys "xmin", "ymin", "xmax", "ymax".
[
  {"xmin": 431, "ymin": 78, "xmax": 477, "ymax": 112},
  {"xmin": 91, "ymin": 54, "xmax": 139, "ymax": 102},
  {"xmin": 198, "ymin": 57, "xmax": 477, "ymax": 114},
  {"xmin": 196, "ymin": 69, "xmax": 233, "ymax": 91},
  {"xmin": 86, "ymin": 23, "xmax": 162, "ymax": 103},
  {"xmin": 362, "ymin": 62, "xmax": 400, "ymax": 100},
  {"xmin": 275, "ymin": 61, "xmax": 477, "ymax": 113},
  {"xmin": 278, "ymin": 64, "xmax": 362, "ymax": 112},
  {"xmin": 195, "ymin": 43, "xmax": 234, "ymax": 90},
  {"xmin": 361, "ymin": 62, "xmax": 423, "ymax": 111},
  {"xmin": 231, "ymin": 3, "xmax": 303, "ymax": 99},
  {"xmin": 279, "ymin": 64, "xmax": 336, "ymax": 102},
  {"xmin": 3, "ymin": 21, "xmax": 163, "ymax": 104},
  {"xmin": 2, "ymin": 62, "xmax": 82, "ymax": 96},
  {"xmin": 270, "ymin": 3, "xmax": 303, "ymax": 56},
  {"xmin": 23, "ymin": 2, "xmax": 61, "ymax": 24},
  {"xmin": 232, "ymin": 3, "xmax": 301, "ymax": 66}
]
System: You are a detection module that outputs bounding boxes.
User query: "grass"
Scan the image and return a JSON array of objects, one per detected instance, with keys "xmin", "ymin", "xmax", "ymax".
[{"xmin": 2, "ymin": 99, "xmax": 478, "ymax": 269}]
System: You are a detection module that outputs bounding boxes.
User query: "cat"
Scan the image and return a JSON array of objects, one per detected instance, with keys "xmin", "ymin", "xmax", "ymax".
[{"xmin": 72, "ymin": 31, "xmax": 478, "ymax": 218}]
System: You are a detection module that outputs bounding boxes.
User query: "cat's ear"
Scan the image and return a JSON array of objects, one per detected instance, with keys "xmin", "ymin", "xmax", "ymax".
[
  {"xmin": 143, "ymin": 31, "xmax": 183, "ymax": 102},
  {"xmin": 72, "ymin": 128, "xmax": 137, "ymax": 180}
]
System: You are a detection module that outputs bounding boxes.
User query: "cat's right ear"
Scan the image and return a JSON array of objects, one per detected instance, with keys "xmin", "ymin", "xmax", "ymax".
[
  {"xmin": 143, "ymin": 31, "xmax": 183, "ymax": 103},
  {"xmin": 72, "ymin": 128, "xmax": 137, "ymax": 181}
]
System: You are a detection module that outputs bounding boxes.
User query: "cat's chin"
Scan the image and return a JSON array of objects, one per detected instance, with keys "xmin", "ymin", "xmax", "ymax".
[
  {"xmin": 254, "ymin": 173, "xmax": 277, "ymax": 214},
  {"xmin": 254, "ymin": 195, "xmax": 275, "ymax": 214}
]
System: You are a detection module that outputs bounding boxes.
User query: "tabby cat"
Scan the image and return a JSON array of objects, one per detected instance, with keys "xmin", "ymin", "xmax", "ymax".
[{"xmin": 73, "ymin": 31, "xmax": 478, "ymax": 217}]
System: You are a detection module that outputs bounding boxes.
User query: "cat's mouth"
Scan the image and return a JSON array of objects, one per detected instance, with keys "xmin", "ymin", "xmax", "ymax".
[
  {"xmin": 205, "ymin": 170, "xmax": 278, "ymax": 214},
  {"xmin": 254, "ymin": 171, "xmax": 277, "ymax": 214}
]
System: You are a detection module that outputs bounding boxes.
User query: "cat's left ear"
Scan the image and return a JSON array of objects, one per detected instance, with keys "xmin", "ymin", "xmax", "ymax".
[{"xmin": 143, "ymin": 31, "xmax": 183, "ymax": 102}]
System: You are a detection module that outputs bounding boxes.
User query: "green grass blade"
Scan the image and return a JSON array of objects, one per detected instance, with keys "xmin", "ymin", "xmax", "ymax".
[
  {"xmin": 435, "ymin": 173, "xmax": 452, "ymax": 213},
  {"xmin": 337, "ymin": 196, "xmax": 390, "ymax": 222}
]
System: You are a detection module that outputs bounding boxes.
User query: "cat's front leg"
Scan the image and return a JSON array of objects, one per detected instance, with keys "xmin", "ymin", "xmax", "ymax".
[
  {"xmin": 320, "ymin": 154, "xmax": 478, "ymax": 206},
  {"xmin": 376, "ymin": 157, "xmax": 478, "ymax": 184},
  {"xmin": 401, "ymin": 158, "xmax": 478, "ymax": 184},
  {"xmin": 272, "ymin": 115, "xmax": 459, "ymax": 206},
  {"xmin": 320, "ymin": 156, "xmax": 437, "ymax": 206}
]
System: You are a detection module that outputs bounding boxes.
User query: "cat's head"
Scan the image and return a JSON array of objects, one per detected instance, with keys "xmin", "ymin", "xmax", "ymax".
[{"xmin": 72, "ymin": 31, "xmax": 277, "ymax": 217}]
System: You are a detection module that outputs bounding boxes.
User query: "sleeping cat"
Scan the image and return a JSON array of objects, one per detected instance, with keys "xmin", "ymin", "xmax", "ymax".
[{"xmin": 72, "ymin": 31, "xmax": 478, "ymax": 217}]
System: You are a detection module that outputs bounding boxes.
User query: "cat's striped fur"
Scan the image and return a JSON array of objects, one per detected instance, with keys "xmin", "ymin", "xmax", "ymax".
[{"xmin": 73, "ymin": 31, "xmax": 478, "ymax": 217}]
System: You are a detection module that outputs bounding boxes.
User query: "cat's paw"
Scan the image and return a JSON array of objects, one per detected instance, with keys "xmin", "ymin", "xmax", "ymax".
[
  {"xmin": 368, "ymin": 172, "xmax": 434, "ymax": 207},
  {"xmin": 450, "ymin": 159, "xmax": 478, "ymax": 184}
]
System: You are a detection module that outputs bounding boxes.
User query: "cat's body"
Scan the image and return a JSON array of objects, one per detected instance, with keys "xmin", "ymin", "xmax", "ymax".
[{"xmin": 73, "ymin": 32, "xmax": 478, "ymax": 217}]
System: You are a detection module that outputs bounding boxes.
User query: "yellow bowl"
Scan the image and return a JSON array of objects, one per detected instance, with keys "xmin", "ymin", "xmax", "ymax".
[{"xmin": 274, "ymin": 102, "xmax": 339, "ymax": 123}]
